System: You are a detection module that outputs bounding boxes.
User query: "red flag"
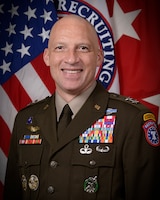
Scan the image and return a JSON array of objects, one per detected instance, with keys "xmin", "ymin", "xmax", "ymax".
[{"xmin": 106, "ymin": 0, "xmax": 160, "ymax": 126}]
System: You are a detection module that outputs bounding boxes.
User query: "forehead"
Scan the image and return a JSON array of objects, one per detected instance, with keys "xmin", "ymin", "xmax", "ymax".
[{"xmin": 49, "ymin": 16, "xmax": 98, "ymax": 44}]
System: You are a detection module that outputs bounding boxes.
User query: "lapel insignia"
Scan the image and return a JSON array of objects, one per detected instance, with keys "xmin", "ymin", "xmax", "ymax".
[
  {"xmin": 43, "ymin": 104, "xmax": 49, "ymax": 110},
  {"xmin": 94, "ymin": 104, "xmax": 101, "ymax": 110}
]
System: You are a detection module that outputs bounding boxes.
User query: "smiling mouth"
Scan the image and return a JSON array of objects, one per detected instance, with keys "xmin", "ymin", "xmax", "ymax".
[{"xmin": 62, "ymin": 69, "xmax": 83, "ymax": 73}]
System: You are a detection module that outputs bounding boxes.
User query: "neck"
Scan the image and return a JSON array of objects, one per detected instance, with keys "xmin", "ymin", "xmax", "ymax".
[{"xmin": 56, "ymin": 81, "xmax": 96, "ymax": 103}]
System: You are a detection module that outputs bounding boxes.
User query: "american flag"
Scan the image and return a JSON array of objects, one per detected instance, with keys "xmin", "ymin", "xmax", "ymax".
[{"xmin": 0, "ymin": 0, "xmax": 57, "ymax": 197}]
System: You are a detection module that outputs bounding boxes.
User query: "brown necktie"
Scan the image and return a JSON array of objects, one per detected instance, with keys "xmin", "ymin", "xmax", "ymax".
[{"xmin": 57, "ymin": 104, "xmax": 73, "ymax": 139}]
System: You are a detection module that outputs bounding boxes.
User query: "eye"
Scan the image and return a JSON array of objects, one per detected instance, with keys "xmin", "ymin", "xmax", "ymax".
[
  {"xmin": 78, "ymin": 45, "xmax": 89, "ymax": 52},
  {"xmin": 54, "ymin": 45, "xmax": 65, "ymax": 51}
]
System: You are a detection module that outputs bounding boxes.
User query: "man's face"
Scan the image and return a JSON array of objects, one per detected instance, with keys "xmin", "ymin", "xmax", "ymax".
[{"xmin": 43, "ymin": 16, "xmax": 103, "ymax": 96}]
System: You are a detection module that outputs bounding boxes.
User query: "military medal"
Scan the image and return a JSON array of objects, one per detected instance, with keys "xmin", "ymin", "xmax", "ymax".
[
  {"xmin": 84, "ymin": 176, "xmax": 98, "ymax": 193},
  {"xmin": 28, "ymin": 174, "xmax": 39, "ymax": 191},
  {"xmin": 79, "ymin": 115, "xmax": 116, "ymax": 143},
  {"xmin": 21, "ymin": 175, "xmax": 27, "ymax": 191},
  {"xmin": 19, "ymin": 134, "xmax": 42, "ymax": 144}
]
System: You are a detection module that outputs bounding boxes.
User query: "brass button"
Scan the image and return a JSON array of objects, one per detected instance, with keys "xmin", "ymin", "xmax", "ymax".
[
  {"xmin": 50, "ymin": 161, "xmax": 58, "ymax": 168},
  {"xmin": 47, "ymin": 186, "xmax": 54, "ymax": 194},
  {"xmin": 89, "ymin": 160, "xmax": 96, "ymax": 166}
]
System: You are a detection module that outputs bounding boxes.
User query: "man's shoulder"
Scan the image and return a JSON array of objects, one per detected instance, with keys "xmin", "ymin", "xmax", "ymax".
[
  {"xmin": 94, "ymin": 82, "xmax": 149, "ymax": 112},
  {"xmin": 108, "ymin": 92, "xmax": 148, "ymax": 111},
  {"xmin": 19, "ymin": 96, "xmax": 52, "ymax": 114}
]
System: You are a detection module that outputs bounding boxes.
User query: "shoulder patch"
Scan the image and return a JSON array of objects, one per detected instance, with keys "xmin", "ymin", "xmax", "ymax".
[
  {"xmin": 143, "ymin": 120, "xmax": 160, "ymax": 147},
  {"xmin": 143, "ymin": 113, "xmax": 156, "ymax": 121}
]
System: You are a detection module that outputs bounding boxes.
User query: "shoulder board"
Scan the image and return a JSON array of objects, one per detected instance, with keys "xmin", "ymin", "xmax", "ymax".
[
  {"xmin": 20, "ymin": 96, "xmax": 51, "ymax": 111},
  {"xmin": 109, "ymin": 92, "xmax": 147, "ymax": 110}
]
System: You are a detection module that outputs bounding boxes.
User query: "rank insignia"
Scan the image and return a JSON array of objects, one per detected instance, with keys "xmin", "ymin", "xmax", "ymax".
[
  {"xmin": 143, "ymin": 120, "xmax": 160, "ymax": 146},
  {"xmin": 28, "ymin": 174, "xmax": 39, "ymax": 191},
  {"xmin": 79, "ymin": 115, "xmax": 116, "ymax": 143},
  {"xmin": 84, "ymin": 176, "xmax": 98, "ymax": 193},
  {"xmin": 125, "ymin": 97, "xmax": 139, "ymax": 104}
]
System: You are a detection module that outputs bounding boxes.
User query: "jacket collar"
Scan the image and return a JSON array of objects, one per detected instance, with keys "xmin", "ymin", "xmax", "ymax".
[{"xmin": 34, "ymin": 82, "xmax": 109, "ymax": 154}]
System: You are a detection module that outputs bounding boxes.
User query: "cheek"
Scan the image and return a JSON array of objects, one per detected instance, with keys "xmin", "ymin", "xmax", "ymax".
[{"xmin": 49, "ymin": 66, "xmax": 57, "ymax": 80}]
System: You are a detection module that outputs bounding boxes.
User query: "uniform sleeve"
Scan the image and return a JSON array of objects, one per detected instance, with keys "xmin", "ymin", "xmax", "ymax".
[
  {"xmin": 3, "ymin": 115, "xmax": 23, "ymax": 199},
  {"xmin": 123, "ymin": 110, "xmax": 160, "ymax": 200}
]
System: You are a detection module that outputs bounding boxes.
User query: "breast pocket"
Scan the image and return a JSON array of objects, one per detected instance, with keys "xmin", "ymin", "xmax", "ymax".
[
  {"xmin": 70, "ymin": 142, "xmax": 116, "ymax": 200},
  {"xmin": 18, "ymin": 145, "xmax": 43, "ymax": 200}
]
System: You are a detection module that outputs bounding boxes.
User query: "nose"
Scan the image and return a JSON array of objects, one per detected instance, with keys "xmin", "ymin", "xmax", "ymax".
[{"xmin": 65, "ymin": 49, "xmax": 79, "ymax": 64}]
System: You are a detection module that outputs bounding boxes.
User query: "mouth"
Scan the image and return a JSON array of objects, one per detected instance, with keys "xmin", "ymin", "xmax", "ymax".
[{"xmin": 61, "ymin": 69, "xmax": 83, "ymax": 74}]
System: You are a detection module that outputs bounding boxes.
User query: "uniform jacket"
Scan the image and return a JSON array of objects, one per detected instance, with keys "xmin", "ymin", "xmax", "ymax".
[{"xmin": 4, "ymin": 82, "xmax": 160, "ymax": 200}]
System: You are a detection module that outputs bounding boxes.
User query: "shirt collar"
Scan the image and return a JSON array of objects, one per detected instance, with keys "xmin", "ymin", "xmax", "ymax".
[{"xmin": 55, "ymin": 81, "xmax": 97, "ymax": 121}]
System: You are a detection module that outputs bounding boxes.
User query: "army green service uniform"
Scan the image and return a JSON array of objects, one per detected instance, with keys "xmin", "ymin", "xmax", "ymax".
[{"xmin": 4, "ymin": 82, "xmax": 160, "ymax": 199}]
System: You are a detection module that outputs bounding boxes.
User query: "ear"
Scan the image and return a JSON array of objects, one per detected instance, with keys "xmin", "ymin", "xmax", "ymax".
[
  {"xmin": 96, "ymin": 48, "xmax": 104, "ymax": 66},
  {"xmin": 43, "ymin": 48, "xmax": 49, "ymax": 66}
]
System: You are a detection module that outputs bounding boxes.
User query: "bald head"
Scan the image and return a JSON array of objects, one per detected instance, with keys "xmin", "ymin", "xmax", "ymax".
[
  {"xmin": 48, "ymin": 14, "xmax": 99, "ymax": 49},
  {"xmin": 43, "ymin": 14, "xmax": 103, "ymax": 100}
]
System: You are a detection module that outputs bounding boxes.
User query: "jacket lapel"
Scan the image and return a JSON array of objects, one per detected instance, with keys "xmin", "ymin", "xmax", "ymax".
[
  {"xmin": 34, "ymin": 95, "xmax": 58, "ymax": 148},
  {"xmin": 53, "ymin": 83, "xmax": 110, "ymax": 154}
]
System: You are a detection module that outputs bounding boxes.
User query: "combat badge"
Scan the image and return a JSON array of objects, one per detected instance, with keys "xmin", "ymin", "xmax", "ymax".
[
  {"xmin": 84, "ymin": 176, "xmax": 98, "ymax": 193},
  {"xmin": 143, "ymin": 120, "xmax": 160, "ymax": 146}
]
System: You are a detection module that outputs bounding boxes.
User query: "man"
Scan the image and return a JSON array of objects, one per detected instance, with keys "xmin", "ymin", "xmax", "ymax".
[{"xmin": 4, "ymin": 14, "xmax": 160, "ymax": 199}]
